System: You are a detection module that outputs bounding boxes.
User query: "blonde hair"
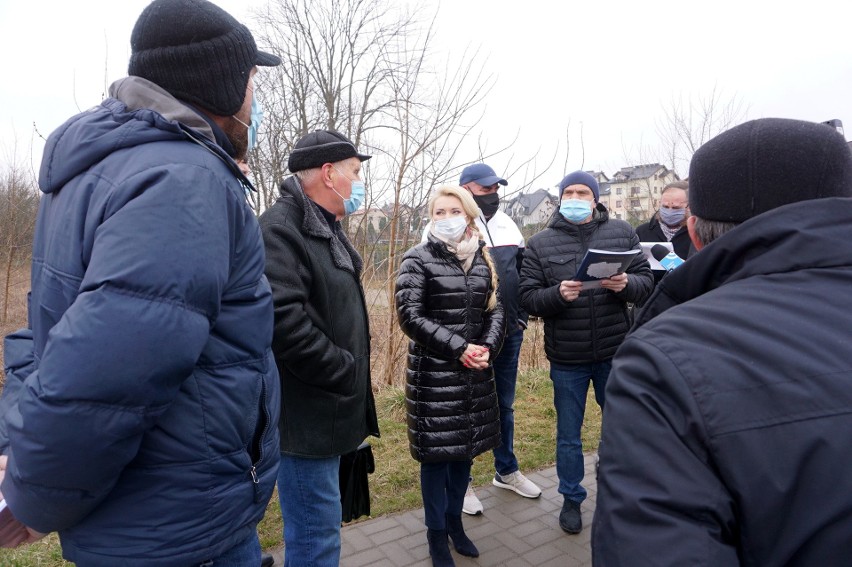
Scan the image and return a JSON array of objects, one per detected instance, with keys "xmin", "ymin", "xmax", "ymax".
[{"xmin": 428, "ymin": 185, "xmax": 499, "ymax": 311}]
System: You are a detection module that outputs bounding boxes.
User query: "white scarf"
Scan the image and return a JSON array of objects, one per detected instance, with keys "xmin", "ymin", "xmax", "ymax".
[{"xmin": 431, "ymin": 228, "xmax": 480, "ymax": 272}]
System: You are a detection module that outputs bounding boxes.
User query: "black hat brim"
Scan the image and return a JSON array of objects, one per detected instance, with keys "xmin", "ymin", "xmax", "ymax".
[{"xmin": 256, "ymin": 50, "xmax": 281, "ymax": 67}]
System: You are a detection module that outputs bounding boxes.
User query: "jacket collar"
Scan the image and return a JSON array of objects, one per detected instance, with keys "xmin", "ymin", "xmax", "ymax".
[
  {"xmin": 650, "ymin": 213, "xmax": 688, "ymax": 235},
  {"xmin": 425, "ymin": 232, "xmax": 486, "ymax": 260},
  {"xmin": 280, "ymin": 176, "xmax": 363, "ymax": 275},
  {"xmin": 110, "ymin": 77, "xmax": 216, "ymax": 143},
  {"xmin": 634, "ymin": 197, "xmax": 852, "ymax": 330},
  {"xmin": 108, "ymin": 76, "xmax": 251, "ymax": 190}
]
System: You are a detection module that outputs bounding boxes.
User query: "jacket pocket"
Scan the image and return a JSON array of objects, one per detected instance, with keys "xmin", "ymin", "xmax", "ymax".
[{"xmin": 546, "ymin": 255, "xmax": 576, "ymax": 283}]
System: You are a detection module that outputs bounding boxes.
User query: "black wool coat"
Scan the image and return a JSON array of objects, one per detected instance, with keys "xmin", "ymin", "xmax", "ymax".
[
  {"xmin": 395, "ymin": 235, "xmax": 505, "ymax": 463},
  {"xmin": 519, "ymin": 206, "xmax": 653, "ymax": 365},
  {"xmin": 260, "ymin": 176, "xmax": 379, "ymax": 458}
]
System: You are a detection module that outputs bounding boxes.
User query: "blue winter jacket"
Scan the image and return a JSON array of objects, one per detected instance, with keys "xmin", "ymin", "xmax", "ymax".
[{"xmin": 0, "ymin": 77, "xmax": 280, "ymax": 566}]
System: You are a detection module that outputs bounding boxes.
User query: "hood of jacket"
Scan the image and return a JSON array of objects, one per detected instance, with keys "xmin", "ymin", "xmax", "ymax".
[
  {"xmin": 39, "ymin": 76, "xmax": 240, "ymax": 195},
  {"xmin": 634, "ymin": 197, "xmax": 852, "ymax": 329}
]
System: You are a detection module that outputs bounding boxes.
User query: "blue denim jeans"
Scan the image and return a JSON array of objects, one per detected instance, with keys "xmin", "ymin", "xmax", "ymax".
[
  {"xmin": 278, "ymin": 454, "xmax": 342, "ymax": 567},
  {"xmin": 550, "ymin": 361, "xmax": 611, "ymax": 503},
  {"xmin": 420, "ymin": 460, "xmax": 473, "ymax": 530},
  {"xmin": 492, "ymin": 328, "xmax": 524, "ymax": 476},
  {"xmin": 198, "ymin": 533, "xmax": 260, "ymax": 566}
]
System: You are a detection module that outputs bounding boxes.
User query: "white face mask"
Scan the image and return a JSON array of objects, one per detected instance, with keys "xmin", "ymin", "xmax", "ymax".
[{"xmin": 432, "ymin": 215, "xmax": 468, "ymax": 241}]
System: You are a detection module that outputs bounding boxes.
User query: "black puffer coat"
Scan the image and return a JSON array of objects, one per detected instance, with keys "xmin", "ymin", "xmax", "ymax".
[
  {"xmin": 395, "ymin": 235, "xmax": 505, "ymax": 463},
  {"xmin": 519, "ymin": 206, "xmax": 653, "ymax": 364}
]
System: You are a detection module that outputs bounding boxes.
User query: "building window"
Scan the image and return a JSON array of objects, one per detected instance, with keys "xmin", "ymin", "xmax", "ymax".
[
  {"xmin": 630, "ymin": 199, "xmax": 641, "ymax": 208},
  {"xmin": 616, "ymin": 200, "xmax": 622, "ymax": 208},
  {"xmin": 616, "ymin": 188, "xmax": 623, "ymax": 195},
  {"xmin": 654, "ymin": 186, "xmax": 658, "ymax": 194},
  {"xmin": 631, "ymin": 186, "xmax": 641, "ymax": 196}
]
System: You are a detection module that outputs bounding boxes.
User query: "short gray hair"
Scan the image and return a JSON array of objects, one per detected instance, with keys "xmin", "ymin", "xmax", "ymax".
[
  {"xmin": 692, "ymin": 216, "xmax": 740, "ymax": 247},
  {"xmin": 294, "ymin": 168, "xmax": 320, "ymax": 183}
]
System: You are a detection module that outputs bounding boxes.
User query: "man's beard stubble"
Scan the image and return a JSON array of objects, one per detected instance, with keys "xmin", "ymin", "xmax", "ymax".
[{"xmin": 223, "ymin": 117, "xmax": 249, "ymax": 163}]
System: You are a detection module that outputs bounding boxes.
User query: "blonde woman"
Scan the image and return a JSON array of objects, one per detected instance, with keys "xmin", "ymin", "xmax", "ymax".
[{"xmin": 395, "ymin": 185, "xmax": 505, "ymax": 566}]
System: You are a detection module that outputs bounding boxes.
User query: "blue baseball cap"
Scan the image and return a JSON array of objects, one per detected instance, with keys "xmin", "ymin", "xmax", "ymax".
[{"xmin": 459, "ymin": 163, "xmax": 508, "ymax": 187}]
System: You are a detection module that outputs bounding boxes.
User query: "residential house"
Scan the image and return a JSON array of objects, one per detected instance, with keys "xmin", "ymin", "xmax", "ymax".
[
  {"xmin": 503, "ymin": 189, "xmax": 559, "ymax": 227},
  {"xmin": 346, "ymin": 206, "xmax": 389, "ymax": 241},
  {"xmin": 598, "ymin": 164, "xmax": 679, "ymax": 223}
]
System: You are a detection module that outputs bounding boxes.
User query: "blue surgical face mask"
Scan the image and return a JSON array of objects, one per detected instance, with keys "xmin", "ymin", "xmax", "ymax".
[
  {"xmin": 560, "ymin": 198, "xmax": 592, "ymax": 223},
  {"xmin": 432, "ymin": 215, "xmax": 468, "ymax": 241},
  {"xmin": 332, "ymin": 167, "xmax": 365, "ymax": 215},
  {"xmin": 233, "ymin": 93, "xmax": 263, "ymax": 151},
  {"xmin": 247, "ymin": 95, "xmax": 263, "ymax": 151},
  {"xmin": 659, "ymin": 207, "xmax": 686, "ymax": 227}
]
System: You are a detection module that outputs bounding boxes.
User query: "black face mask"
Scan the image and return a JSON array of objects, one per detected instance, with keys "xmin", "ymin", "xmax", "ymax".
[{"xmin": 472, "ymin": 192, "xmax": 500, "ymax": 219}]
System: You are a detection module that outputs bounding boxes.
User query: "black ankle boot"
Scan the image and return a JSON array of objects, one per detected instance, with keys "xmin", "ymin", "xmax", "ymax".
[
  {"xmin": 446, "ymin": 513, "xmax": 479, "ymax": 557},
  {"xmin": 426, "ymin": 528, "xmax": 455, "ymax": 567}
]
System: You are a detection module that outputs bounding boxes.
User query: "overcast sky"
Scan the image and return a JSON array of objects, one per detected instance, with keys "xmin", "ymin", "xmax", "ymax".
[{"xmin": 1, "ymin": 0, "xmax": 849, "ymax": 187}]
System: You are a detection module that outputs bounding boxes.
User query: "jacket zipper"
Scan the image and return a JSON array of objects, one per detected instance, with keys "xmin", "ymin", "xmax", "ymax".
[
  {"xmin": 578, "ymin": 225, "xmax": 599, "ymax": 360},
  {"xmin": 249, "ymin": 380, "xmax": 270, "ymax": 497},
  {"xmin": 463, "ymin": 258, "xmax": 474, "ymax": 455}
]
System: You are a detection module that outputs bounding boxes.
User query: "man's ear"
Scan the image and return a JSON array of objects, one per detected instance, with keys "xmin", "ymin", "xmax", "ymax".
[
  {"xmin": 686, "ymin": 215, "xmax": 704, "ymax": 251},
  {"xmin": 320, "ymin": 163, "xmax": 335, "ymax": 189}
]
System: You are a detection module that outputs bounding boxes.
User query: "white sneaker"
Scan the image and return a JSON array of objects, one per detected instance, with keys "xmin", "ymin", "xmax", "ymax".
[
  {"xmin": 462, "ymin": 481, "xmax": 483, "ymax": 515},
  {"xmin": 492, "ymin": 471, "xmax": 542, "ymax": 499}
]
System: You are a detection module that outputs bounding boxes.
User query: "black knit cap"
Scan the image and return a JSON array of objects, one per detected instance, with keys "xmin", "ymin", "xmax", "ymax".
[
  {"xmin": 689, "ymin": 117, "xmax": 852, "ymax": 222},
  {"xmin": 288, "ymin": 130, "xmax": 372, "ymax": 173},
  {"xmin": 128, "ymin": 0, "xmax": 281, "ymax": 116}
]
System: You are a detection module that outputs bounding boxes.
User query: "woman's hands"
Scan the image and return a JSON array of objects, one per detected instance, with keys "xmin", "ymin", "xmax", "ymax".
[{"xmin": 459, "ymin": 344, "xmax": 490, "ymax": 370}]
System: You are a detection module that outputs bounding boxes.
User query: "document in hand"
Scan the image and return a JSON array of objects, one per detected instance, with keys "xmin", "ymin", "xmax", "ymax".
[{"xmin": 574, "ymin": 248, "xmax": 641, "ymax": 289}]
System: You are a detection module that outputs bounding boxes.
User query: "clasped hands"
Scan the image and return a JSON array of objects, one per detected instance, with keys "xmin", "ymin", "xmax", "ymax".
[{"xmin": 459, "ymin": 344, "xmax": 490, "ymax": 370}]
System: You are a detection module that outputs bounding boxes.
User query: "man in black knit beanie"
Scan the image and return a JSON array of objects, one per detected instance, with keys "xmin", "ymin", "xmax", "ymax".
[
  {"xmin": 593, "ymin": 117, "xmax": 852, "ymax": 566},
  {"xmin": 0, "ymin": 1, "xmax": 282, "ymax": 565}
]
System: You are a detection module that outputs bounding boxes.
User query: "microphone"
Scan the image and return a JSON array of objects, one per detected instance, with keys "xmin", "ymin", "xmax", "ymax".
[{"xmin": 651, "ymin": 244, "xmax": 684, "ymax": 271}]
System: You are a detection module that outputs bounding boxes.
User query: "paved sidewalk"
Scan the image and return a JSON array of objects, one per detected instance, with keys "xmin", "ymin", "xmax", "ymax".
[{"xmin": 269, "ymin": 453, "xmax": 597, "ymax": 566}]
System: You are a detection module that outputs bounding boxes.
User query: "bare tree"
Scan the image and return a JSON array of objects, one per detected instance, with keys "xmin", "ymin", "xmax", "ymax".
[
  {"xmin": 245, "ymin": 0, "xmax": 503, "ymax": 386},
  {"xmin": 248, "ymin": 0, "xmax": 413, "ymax": 213},
  {"xmin": 0, "ymin": 150, "xmax": 39, "ymax": 324},
  {"xmin": 656, "ymin": 84, "xmax": 747, "ymax": 176}
]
